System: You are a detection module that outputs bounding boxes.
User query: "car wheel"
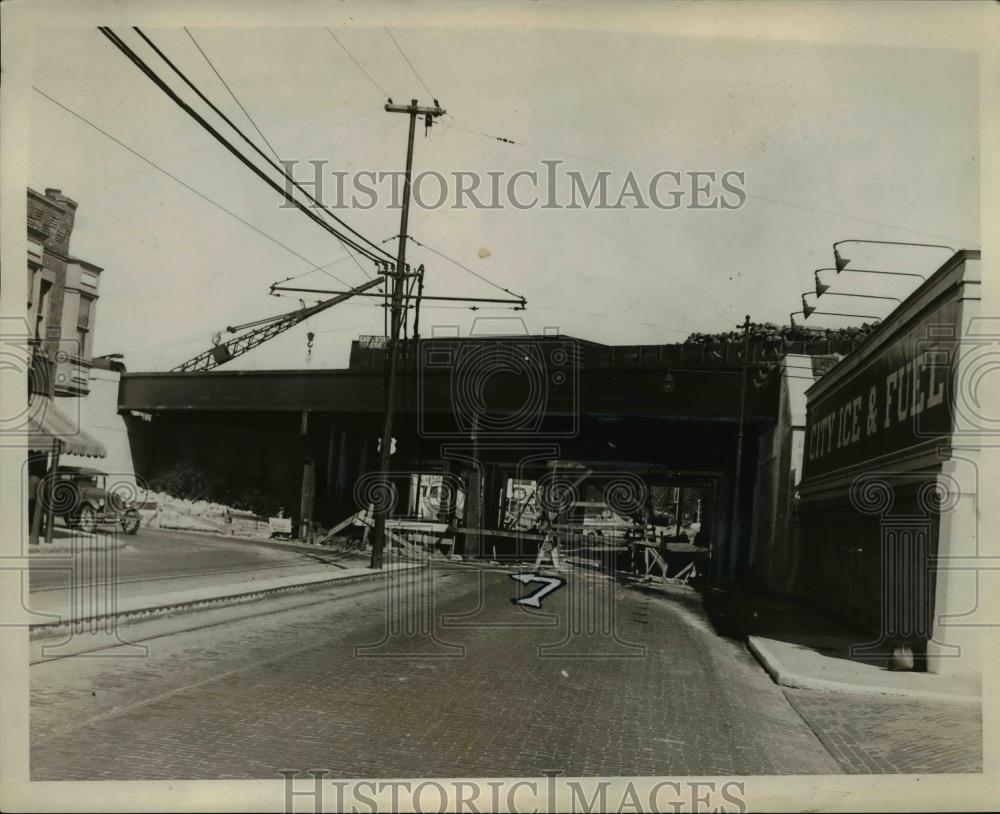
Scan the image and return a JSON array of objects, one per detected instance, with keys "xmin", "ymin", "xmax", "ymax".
[
  {"xmin": 120, "ymin": 509, "xmax": 141, "ymax": 535},
  {"xmin": 77, "ymin": 504, "xmax": 98, "ymax": 535}
]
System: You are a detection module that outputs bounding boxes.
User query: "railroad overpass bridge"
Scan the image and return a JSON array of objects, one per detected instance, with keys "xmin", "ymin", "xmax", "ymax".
[{"xmin": 118, "ymin": 335, "xmax": 845, "ymax": 577}]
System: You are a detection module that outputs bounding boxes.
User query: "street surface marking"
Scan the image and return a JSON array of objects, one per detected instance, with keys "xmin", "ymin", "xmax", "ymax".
[{"xmin": 509, "ymin": 572, "xmax": 566, "ymax": 608}]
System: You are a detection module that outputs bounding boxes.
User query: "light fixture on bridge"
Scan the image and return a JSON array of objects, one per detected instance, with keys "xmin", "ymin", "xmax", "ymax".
[
  {"xmin": 660, "ymin": 372, "xmax": 677, "ymax": 394},
  {"xmin": 832, "ymin": 239, "xmax": 954, "ymax": 272},
  {"xmin": 814, "ymin": 270, "xmax": 830, "ymax": 298}
]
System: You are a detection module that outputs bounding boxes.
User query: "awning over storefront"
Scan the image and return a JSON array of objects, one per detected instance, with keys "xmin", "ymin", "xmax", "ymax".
[{"xmin": 27, "ymin": 397, "xmax": 107, "ymax": 458}]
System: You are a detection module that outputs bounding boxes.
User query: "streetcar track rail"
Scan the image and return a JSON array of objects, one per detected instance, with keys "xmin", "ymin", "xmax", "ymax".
[
  {"xmin": 28, "ymin": 556, "xmax": 356, "ymax": 595},
  {"xmin": 31, "ymin": 567, "xmax": 467, "ymax": 667},
  {"xmin": 28, "ymin": 564, "xmax": 428, "ymax": 641}
]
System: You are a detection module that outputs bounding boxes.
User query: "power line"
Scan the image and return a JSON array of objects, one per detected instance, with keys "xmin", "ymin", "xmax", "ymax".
[
  {"xmin": 544, "ymin": 307, "xmax": 689, "ymax": 336},
  {"xmin": 404, "ymin": 235, "xmax": 525, "ymax": 300},
  {"xmin": 743, "ymin": 192, "xmax": 966, "ymax": 244},
  {"xmin": 32, "ymin": 85, "xmax": 355, "ymax": 289},
  {"xmin": 430, "ymin": 126, "xmax": 722, "ymax": 321},
  {"xmin": 101, "ymin": 26, "xmax": 388, "ymax": 268},
  {"xmin": 429, "ymin": 122, "xmax": 735, "ymax": 325},
  {"xmin": 109, "ymin": 25, "xmax": 382, "ymax": 265},
  {"xmin": 183, "ymin": 28, "xmax": 281, "ymax": 162},
  {"xmin": 464, "ymin": 130, "xmax": 737, "ymax": 325},
  {"xmin": 383, "ymin": 27, "xmax": 435, "ymax": 98},
  {"xmin": 325, "ymin": 27, "xmax": 389, "ymax": 99},
  {"xmin": 564, "ymin": 207, "xmax": 739, "ymax": 324},
  {"xmin": 446, "ymin": 116, "xmax": 615, "ymax": 167},
  {"xmin": 314, "ymin": 324, "xmax": 370, "ymax": 335},
  {"xmin": 433, "ymin": 122, "xmax": 738, "ymax": 326},
  {"xmin": 417, "ymin": 305, "xmax": 524, "ymax": 312},
  {"xmin": 178, "ymin": 26, "xmax": 372, "ymax": 281},
  {"xmin": 461, "ymin": 131, "xmax": 737, "ymax": 324},
  {"xmin": 449, "ymin": 117, "xmax": 965, "ymax": 323},
  {"xmin": 269, "ymin": 285, "xmax": 523, "ymax": 306},
  {"xmin": 447, "ymin": 116, "xmax": 965, "ymax": 243},
  {"xmin": 272, "ymin": 233, "xmax": 399, "ymax": 285},
  {"xmin": 132, "ymin": 25, "xmax": 392, "ymax": 272},
  {"xmin": 427, "ymin": 120, "xmax": 735, "ymax": 325}
]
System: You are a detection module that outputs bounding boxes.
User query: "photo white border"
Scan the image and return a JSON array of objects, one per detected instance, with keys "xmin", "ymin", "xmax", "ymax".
[{"xmin": 1, "ymin": 1, "xmax": 997, "ymax": 811}]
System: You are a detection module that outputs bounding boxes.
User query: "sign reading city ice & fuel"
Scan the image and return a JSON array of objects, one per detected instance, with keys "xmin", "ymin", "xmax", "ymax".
[{"xmin": 802, "ymin": 298, "xmax": 958, "ymax": 480}]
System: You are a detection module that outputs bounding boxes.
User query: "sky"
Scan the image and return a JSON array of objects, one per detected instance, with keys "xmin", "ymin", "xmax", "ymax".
[{"xmin": 28, "ymin": 23, "xmax": 980, "ymax": 371}]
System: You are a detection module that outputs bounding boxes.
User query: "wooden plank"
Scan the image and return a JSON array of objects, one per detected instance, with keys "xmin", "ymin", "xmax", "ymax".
[
  {"xmin": 314, "ymin": 510, "xmax": 363, "ymax": 544},
  {"xmin": 356, "ymin": 511, "xmax": 422, "ymax": 552}
]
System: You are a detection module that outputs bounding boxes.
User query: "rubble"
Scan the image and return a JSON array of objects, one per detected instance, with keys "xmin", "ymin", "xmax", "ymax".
[{"xmin": 139, "ymin": 490, "xmax": 274, "ymax": 539}]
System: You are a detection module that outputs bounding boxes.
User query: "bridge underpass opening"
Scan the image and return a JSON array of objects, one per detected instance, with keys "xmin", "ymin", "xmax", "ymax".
[{"xmin": 120, "ymin": 343, "xmax": 785, "ymax": 579}]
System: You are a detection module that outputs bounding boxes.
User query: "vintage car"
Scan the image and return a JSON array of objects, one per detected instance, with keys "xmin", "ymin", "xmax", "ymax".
[{"xmin": 55, "ymin": 466, "xmax": 141, "ymax": 535}]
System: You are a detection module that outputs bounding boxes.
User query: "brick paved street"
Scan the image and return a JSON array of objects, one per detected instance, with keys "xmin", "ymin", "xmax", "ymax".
[
  {"xmin": 784, "ymin": 688, "xmax": 982, "ymax": 774},
  {"xmin": 30, "ymin": 566, "xmax": 839, "ymax": 779}
]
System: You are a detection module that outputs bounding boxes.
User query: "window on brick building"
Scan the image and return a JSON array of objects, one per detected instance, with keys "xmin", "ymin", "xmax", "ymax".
[
  {"xmin": 34, "ymin": 279, "xmax": 52, "ymax": 344},
  {"xmin": 76, "ymin": 294, "xmax": 93, "ymax": 357}
]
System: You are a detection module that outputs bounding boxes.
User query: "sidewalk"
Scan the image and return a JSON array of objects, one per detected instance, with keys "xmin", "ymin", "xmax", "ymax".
[
  {"xmin": 705, "ymin": 588, "xmax": 982, "ymax": 774},
  {"xmin": 707, "ymin": 589, "xmax": 980, "ymax": 702},
  {"xmin": 747, "ymin": 635, "xmax": 981, "ymax": 702}
]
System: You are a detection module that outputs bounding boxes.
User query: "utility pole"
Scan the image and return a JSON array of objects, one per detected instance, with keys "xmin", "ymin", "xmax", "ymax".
[
  {"xmin": 371, "ymin": 99, "xmax": 445, "ymax": 569},
  {"xmin": 728, "ymin": 314, "xmax": 752, "ymax": 583}
]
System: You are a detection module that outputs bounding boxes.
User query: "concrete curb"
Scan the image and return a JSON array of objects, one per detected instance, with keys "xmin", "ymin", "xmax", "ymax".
[
  {"xmin": 748, "ymin": 636, "xmax": 981, "ymax": 704},
  {"xmin": 29, "ymin": 563, "xmax": 426, "ymax": 641}
]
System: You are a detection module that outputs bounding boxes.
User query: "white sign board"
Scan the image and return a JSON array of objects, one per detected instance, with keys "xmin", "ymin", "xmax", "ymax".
[
  {"xmin": 409, "ymin": 474, "xmax": 465, "ymax": 520},
  {"xmin": 268, "ymin": 516, "xmax": 293, "ymax": 535}
]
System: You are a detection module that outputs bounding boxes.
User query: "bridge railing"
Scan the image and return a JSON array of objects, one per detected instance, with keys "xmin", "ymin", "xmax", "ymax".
[{"xmin": 349, "ymin": 338, "xmax": 858, "ymax": 371}]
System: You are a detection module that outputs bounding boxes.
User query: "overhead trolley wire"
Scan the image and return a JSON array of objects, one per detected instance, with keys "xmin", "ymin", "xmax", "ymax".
[
  {"xmin": 325, "ymin": 27, "xmax": 390, "ymax": 99},
  {"xmin": 444, "ymin": 109, "xmax": 739, "ymax": 325},
  {"xmin": 444, "ymin": 116, "xmax": 616, "ymax": 167},
  {"xmin": 130, "ymin": 26, "xmax": 393, "ymax": 270},
  {"xmin": 404, "ymin": 235, "xmax": 525, "ymax": 301},
  {"xmin": 183, "ymin": 28, "xmax": 282, "ymax": 163},
  {"xmin": 179, "ymin": 27, "xmax": 372, "ymax": 279},
  {"xmin": 442, "ymin": 119, "xmax": 736, "ymax": 323},
  {"xmin": 544, "ymin": 307, "xmax": 689, "ymax": 336},
  {"xmin": 269, "ymin": 234, "xmax": 399, "ymax": 286},
  {"xmin": 383, "ymin": 27, "xmax": 436, "ymax": 99},
  {"xmin": 563, "ymin": 206, "xmax": 740, "ymax": 324},
  {"xmin": 448, "ymin": 116, "xmax": 964, "ymax": 243},
  {"xmin": 33, "ymin": 86, "xmax": 357, "ymax": 289},
  {"xmin": 99, "ymin": 27, "xmax": 390, "ymax": 268}
]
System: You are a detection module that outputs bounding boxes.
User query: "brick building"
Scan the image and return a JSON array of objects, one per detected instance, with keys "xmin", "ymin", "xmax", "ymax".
[
  {"xmin": 27, "ymin": 187, "xmax": 102, "ymax": 397},
  {"xmin": 27, "ymin": 187, "xmax": 117, "ymax": 543}
]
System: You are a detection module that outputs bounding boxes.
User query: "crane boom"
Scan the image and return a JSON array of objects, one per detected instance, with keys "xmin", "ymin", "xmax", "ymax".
[{"xmin": 172, "ymin": 277, "xmax": 384, "ymax": 372}]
